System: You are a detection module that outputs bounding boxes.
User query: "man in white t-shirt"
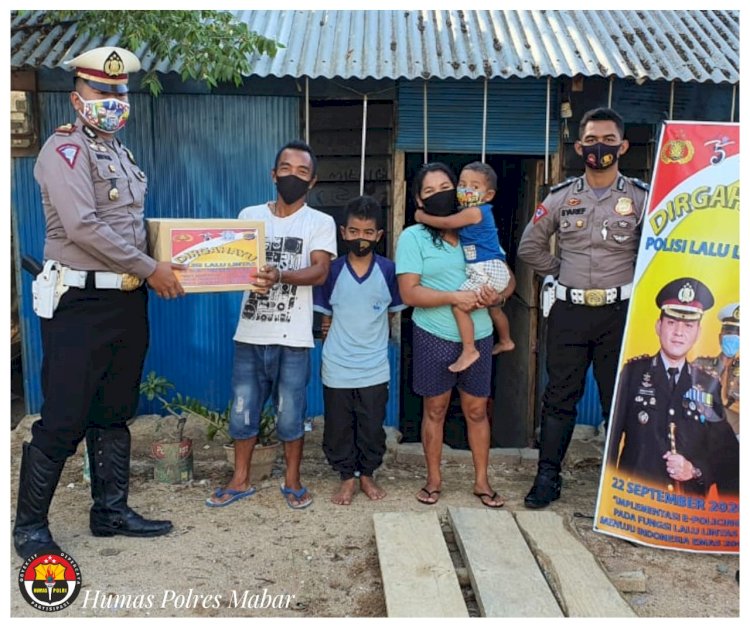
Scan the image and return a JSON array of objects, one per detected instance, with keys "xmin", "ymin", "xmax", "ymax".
[{"xmin": 206, "ymin": 140, "xmax": 337, "ymax": 509}]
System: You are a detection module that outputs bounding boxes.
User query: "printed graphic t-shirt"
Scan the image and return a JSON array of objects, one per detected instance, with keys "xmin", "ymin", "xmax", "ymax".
[{"xmin": 233, "ymin": 203, "xmax": 337, "ymax": 348}]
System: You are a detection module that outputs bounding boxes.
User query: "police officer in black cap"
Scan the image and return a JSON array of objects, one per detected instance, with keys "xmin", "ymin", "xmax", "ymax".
[
  {"xmin": 12, "ymin": 46, "xmax": 185, "ymax": 559},
  {"xmin": 606, "ymin": 278, "xmax": 739, "ymax": 496}
]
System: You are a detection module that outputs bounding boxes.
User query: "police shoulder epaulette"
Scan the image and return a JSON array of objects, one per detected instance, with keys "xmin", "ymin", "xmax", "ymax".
[
  {"xmin": 629, "ymin": 177, "xmax": 650, "ymax": 191},
  {"xmin": 54, "ymin": 123, "xmax": 75, "ymax": 135},
  {"xmin": 626, "ymin": 353, "xmax": 650, "ymax": 364},
  {"xmin": 693, "ymin": 355, "xmax": 716, "ymax": 364},
  {"xmin": 550, "ymin": 177, "xmax": 578, "ymax": 193}
]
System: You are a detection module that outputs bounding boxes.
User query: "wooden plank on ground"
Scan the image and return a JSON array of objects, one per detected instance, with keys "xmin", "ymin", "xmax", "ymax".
[
  {"xmin": 448, "ymin": 507, "xmax": 562, "ymax": 617},
  {"xmin": 373, "ymin": 511, "xmax": 468, "ymax": 617},
  {"xmin": 514, "ymin": 511, "xmax": 636, "ymax": 617}
]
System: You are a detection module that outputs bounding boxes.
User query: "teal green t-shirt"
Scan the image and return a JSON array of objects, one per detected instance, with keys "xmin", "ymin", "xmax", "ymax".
[{"xmin": 395, "ymin": 225, "xmax": 493, "ymax": 342}]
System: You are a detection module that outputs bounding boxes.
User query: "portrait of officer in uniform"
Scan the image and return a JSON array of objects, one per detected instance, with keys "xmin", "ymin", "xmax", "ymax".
[
  {"xmin": 607, "ymin": 278, "xmax": 739, "ymax": 497},
  {"xmin": 12, "ymin": 46, "xmax": 185, "ymax": 559},
  {"xmin": 693, "ymin": 303, "xmax": 740, "ymax": 437},
  {"xmin": 517, "ymin": 107, "xmax": 649, "ymax": 508}
]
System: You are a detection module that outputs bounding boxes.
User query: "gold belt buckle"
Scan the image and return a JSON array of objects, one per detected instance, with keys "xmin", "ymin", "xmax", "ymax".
[
  {"xmin": 120, "ymin": 273, "xmax": 144, "ymax": 292},
  {"xmin": 583, "ymin": 289, "xmax": 606, "ymax": 307}
]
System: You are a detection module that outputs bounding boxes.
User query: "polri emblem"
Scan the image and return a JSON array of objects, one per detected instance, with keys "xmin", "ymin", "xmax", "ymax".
[
  {"xmin": 660, "ymin": 139, "xmax": 695, "ymax": 165},
  {"xmin": 678, "ymin": 282, "xmax": 695, "ymax": 303}
]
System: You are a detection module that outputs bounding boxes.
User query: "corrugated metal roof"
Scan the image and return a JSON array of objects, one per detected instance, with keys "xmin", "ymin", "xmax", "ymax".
[{"xmin": 11, "ymin": 10, "xmax": 739, "ymax": 84}]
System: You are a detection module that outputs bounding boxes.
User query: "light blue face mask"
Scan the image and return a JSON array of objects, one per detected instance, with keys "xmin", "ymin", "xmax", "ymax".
[{"xmin": 721, "ymin": 334, "xmax": 740, "ymax": 358}]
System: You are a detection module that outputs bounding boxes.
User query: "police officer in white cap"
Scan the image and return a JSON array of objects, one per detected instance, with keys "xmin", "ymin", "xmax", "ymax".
[
  {"xmin": 694, "ymin": 302, "xmax": 740, "ymax": 435},
  {"xmin": 13, "ymin": 46, "xmax": 185, "ymax": 558},
  {"xmin": 606, "ymin": 278, "xmax": 739, "ymax": 497}
]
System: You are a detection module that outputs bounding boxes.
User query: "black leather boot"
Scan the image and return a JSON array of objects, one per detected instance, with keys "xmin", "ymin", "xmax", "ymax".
[
  {"xmin": 13, "ymin": 442, "xmax": 65, "ymax": 558},
  {"xmin": 87, "ymin": 426, "xmax": 172, "ymax": 537},
  {"xmin": 524, "ymin": 413, "xmax": 576, "ymax": 509},
  {"xmin": 524, "ymin": 467, "xmax": 562, "ymax": 508}
]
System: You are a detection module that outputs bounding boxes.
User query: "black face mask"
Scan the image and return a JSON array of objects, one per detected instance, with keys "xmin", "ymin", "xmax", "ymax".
[
  {"xmin": 275, "ymin": 174, "xmax": 310, "ymax": 204},
  {"xmin": 421, "ymin": 189, "xmax": 457, "ymax": 216},
  {"xmin": 343, "ymin": 238, "xmax": 377, "ymax": 257},
  {"xmin": 581, "ymin": 142, "xmax": 621, "ymax": 170}
]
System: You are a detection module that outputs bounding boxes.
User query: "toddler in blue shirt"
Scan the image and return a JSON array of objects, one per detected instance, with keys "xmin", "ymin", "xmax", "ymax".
[{"xmin": 416, "ymin": 162, "xmax": 514, "ymax": 372}]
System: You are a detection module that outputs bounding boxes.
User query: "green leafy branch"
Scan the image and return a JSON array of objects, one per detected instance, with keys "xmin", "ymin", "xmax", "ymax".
[{"xmin": 41, "ymin": 10, "xmax": 283, "ymax": 96}]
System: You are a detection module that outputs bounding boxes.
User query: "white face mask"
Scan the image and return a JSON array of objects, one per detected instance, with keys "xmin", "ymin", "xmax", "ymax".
[{"xmin": 74, "ymin": 92, "xmax": 130, "ymax": 133}]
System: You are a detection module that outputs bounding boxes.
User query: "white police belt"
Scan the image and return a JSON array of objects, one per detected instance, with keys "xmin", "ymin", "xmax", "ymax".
[
  {"xmin": 60, "ymin": 267, "xmax": 144, "ymax": 291},
  {"xmin": 555, "ymin": 282, "xmax": 632, "ymax": 307}
]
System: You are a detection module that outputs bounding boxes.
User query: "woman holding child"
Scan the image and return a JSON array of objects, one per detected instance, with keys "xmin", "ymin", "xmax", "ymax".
[{"xmin": 395, "ymin": 162, "xmax": 506, "ymax": 508}]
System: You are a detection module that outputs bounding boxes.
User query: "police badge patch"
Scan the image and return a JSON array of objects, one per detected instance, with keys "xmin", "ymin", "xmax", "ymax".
[{"xmin": 615, "ymin": 197, "xmax": 634, "ymax": 216}]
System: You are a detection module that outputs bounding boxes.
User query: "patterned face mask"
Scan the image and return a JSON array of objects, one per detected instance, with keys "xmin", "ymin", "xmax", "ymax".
[
  {"xmin": 456, "ymin": 186, "xmax": 484, "ymax": 209},
  {"xmin": 581, "ymin": 142, "xmax": 621, "ymax": 170},
  {"xmin": 75, "ymin": 93, "xmax": 130, "ymax": 133}
]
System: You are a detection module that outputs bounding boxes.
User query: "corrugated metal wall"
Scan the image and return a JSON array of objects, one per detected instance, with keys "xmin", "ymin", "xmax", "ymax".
[
  {"xmin": 612, "ymin": 80, "xmax": 738, "ymax": 124},
  {"xmin": 12, "ymin": 89, "xmax": 403, "ymax": 428},
  {"xmin": 396, "ymin": 78, "xmax": 560, "ymax": 154},
  {"xmin": 13, "ymin": 91, "xmax": 300, "ymax": 416}
]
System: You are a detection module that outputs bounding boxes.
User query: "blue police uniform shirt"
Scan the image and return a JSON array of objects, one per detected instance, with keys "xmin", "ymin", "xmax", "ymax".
[
  {"xmin": 459, "ymin": 203, "xmax": 506, "ymax": 263},
  {"xmin": 314, "ymin": 254, "xmax": 406, "ymax": 388}
]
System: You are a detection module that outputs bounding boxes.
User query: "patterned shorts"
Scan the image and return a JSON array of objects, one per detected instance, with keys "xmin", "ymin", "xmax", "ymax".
[
  {"xmin": 411, "ymin": 325, "xmax": 492, "ymax": 398},
  {"xmin": 461, "ymin": 259, "xmax": 510, "ymax": 293}
]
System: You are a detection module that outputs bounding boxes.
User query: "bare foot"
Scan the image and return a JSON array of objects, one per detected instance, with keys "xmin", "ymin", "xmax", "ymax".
[
  {"xmin": 360, "ymin": 475, "xmax": 386, "ymax": 500},
  {"xmin": 331, "ymin": 478, "xmax": 357, "ymax": 506},
  {"xmin": 492, "ymin": 339, "xmax": 515, "ymax": 355},
  {"xmin": 448, "ymin": 348, "xmax": 480, "ymax": 373}
]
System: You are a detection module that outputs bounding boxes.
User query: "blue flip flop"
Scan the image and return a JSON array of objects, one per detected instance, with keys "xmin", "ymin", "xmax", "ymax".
[
  {"xmin": 280, "ymin": 484, "xmax": 313, "ymax": 510},
  {"xmin": 205, "ymin": 486, "xmax": 256, "ymax": 508}
]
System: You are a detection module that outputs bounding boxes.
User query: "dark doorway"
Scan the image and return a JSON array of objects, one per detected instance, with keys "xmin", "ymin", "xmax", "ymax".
[{"xmin": 398, "ymin": 153, "xmax": 540, "ymax": 448}]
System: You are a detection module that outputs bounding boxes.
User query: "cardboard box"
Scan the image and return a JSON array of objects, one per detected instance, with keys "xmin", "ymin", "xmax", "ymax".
[{"xmin": 147, "ymin": 219, "xmax": 266, "ymax": 293}]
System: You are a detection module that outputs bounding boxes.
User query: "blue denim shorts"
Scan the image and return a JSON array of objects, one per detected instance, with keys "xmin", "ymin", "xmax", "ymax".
[
  {"xmin": 229, "ymin": 342, "xmax": 310, "ymax": 442},
  {"xmin": 411, "ymin": 325, "xmax": 492, "ymax": 398}
]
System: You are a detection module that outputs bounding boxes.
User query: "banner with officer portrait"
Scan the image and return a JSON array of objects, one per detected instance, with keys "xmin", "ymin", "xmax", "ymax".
[{"xmin": 594, "ymin": 122, "xmax": 739, "ymax": 553}]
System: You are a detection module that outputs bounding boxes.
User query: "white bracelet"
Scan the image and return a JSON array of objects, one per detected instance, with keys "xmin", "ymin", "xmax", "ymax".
[{"xmin": 276, "ymin": 268, "xmax": 283, "ymax": 285}]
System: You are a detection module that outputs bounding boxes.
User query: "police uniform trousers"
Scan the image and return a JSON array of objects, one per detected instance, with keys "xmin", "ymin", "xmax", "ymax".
[
  {"xmin": 13, "ymin": 280, "xmax": 160, "ymax": 558},
  {"xmin": 32, "ymin": 281, "xmax": 149, "ymax": 460},
  {"xmin": 538, "ymin": 299, "xmax": 628, "ymax": 474}
]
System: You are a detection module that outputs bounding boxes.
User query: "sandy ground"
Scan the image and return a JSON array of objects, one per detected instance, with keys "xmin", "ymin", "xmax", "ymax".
[{"xmin": 9, "ymin": 414, "xmax": 740, "ymax": 619}]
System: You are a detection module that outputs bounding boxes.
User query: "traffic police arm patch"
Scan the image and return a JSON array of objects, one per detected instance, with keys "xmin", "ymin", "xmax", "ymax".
[
  {"xmin": 533, "ymin": 204, "xmax": 549, "ymax": 224},
  {"xmin": 56, "ymin": 144, "xmax": 81, "ymax": 169}
]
